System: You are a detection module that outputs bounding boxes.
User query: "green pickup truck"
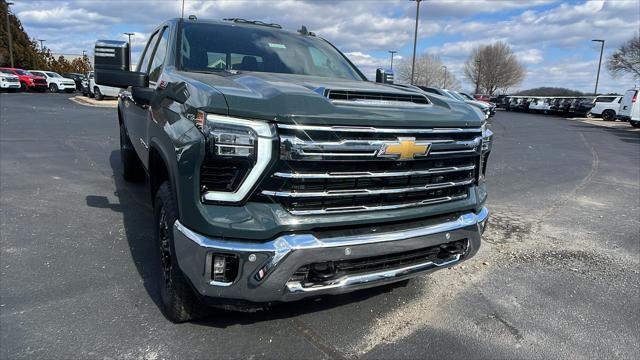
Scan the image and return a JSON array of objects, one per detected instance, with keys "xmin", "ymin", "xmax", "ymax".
[{"xmin": 95, "ymin": 17, "xmax": 492, "ymax": 322}]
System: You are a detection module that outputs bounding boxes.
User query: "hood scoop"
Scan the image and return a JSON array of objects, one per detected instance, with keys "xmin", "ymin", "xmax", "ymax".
[{"xmin": 324, "ymin": 89, "xmax": 430, "ymax": 108}]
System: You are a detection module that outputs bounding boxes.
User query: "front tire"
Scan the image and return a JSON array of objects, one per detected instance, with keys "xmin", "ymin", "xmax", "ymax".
[
  {"xmin": 119, "ymin": 125, "xmax": 145, "ymax": 182},
  {"xmin": 155, "ymin": 182, "xmax": 203, "ymax": 323},
  {"xmin": 94, "ymin": 87, "xmax": 104, "ymax": 100},
  {"xmin": 602, "ymin": 110, "xmax": 615, "ymax": 121},
  {"xmin": 19, "ymin": 82, "xmax": 27, "ymax": 92},
  {"xmin": 630, "ymin": 120, "xmax": 640, "ymax": 128},
  {"xmin": 49, "ymin": 83, "xmax": 59, "ymax": 93}
]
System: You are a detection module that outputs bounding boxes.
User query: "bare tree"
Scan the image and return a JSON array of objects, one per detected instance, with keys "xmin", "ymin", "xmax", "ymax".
[
  {"xmin": 464, "ymin": 41, "xmax": 526, "ymax": 95},
  {"xmin": 607, "ymin": 34, "xmax": 640, "ymax": 80},
  {"xmin": 396, "ymin": 53, "xmax": 461, "ymax": 90}
]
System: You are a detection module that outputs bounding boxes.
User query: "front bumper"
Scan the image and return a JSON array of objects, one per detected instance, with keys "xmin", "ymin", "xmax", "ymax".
[
  {"xmin": 0, "ymin": 82, "xmax": 20, "ymax": 89},
  {"xmin": 174, "ymin": 207, "xmax": 489, "ymax": 303}
]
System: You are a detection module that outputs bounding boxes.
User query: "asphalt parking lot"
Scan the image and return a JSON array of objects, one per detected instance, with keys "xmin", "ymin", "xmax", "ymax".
[{"xmin": 1, "ymin": 92, "xmax": 639, "ymax": 359}]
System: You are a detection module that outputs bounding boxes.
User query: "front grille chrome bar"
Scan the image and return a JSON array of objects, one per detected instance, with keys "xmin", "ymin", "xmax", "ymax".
[
  {"xmin": 273, "ymin": 164, "xmax": 476, "ymax": 179},
  {"xmin": 280, "ymin": 135, "xmax": 481, "ymax": 161},
  {"xmin": 278, "ymin": 124, "xmax": 483, "ymax": 134},
  {"xmin": 261, "ymin": 179, "xmax": 474, "ymax": 198},
  {"xmin": 287, "ymin": 194, "xmax": 469, "ymax": 215}
]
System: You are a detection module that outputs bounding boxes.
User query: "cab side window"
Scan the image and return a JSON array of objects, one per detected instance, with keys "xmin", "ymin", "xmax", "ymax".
[
  {"xmin": 148, "ymin": 27, "xmax": 169, "ymax": 83},
  {"xmin": 137, "ymin": 30, "xmax": 160, "ymax": 74}
]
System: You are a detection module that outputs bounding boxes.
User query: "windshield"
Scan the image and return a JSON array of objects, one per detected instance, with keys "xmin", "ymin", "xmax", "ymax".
[
  {"xmin": 15, "ymin": 69, "xmax": 31, "ymax": 75},
  {"xmin": 180, "ymin": 22, "xmax": 364, "ymax": 80},
  {"xmin": 446, "ymin": 90, "xmax": 467, "ymax": 102},
  {"xmin": 0, "ymin": 69, "xmax": 13, "ymax": 74},
  {"xmin": 46, "ymin": 72, "xmax": 62, "ymax": 78},
  {"xmin": 459, "ymin": 92, "xmax": 474, "ymax": 101}
]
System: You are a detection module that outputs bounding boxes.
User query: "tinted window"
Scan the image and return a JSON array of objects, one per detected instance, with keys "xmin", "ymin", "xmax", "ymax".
[
  {"xmin": 595, "ymin": 97, "xmax": 615, "ymax": 103},
  {"xmin": 149, "ymin": 27, "xmax": 169, "ymax": 82},
  {"xmin": 30, "ymin": 71, "xmax": 45, "ymax": 77},
  {"xmin": 180, "ymin": 22, "xmax": 363, "ymax": 80},
  {"xmin": 138, "ymin": 30, "xmax": 160, "ymax": 73}
]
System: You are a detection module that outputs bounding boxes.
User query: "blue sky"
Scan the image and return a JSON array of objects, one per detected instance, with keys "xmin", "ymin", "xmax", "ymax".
[{"xmin": 11, "ymin": 0, "xmax": 640, "ymax": 93}]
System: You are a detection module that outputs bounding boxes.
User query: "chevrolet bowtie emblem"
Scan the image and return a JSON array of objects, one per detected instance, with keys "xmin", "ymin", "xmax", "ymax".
[{"xmin": 380, "ymin": 137, "xmax": 431, "ymax": 160}]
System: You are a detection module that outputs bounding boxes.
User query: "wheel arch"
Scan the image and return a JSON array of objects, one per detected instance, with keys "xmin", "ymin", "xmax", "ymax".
[{"xmin": 147, "ymin": 140, "xmax": 180, "ymax": 216}]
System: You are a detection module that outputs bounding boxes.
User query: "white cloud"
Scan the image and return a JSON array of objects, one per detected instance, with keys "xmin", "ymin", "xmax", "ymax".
[{"xmin": 515, "ymin": 49, "xmax": 544, "ymax": 64}]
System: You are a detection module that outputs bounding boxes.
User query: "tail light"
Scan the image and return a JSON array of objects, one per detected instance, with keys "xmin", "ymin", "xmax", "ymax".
[{"xmin": 632, "ymin": 92, "xmax": 637, "ymax": 103}]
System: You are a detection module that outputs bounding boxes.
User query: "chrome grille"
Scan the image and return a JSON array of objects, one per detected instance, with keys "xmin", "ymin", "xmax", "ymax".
[{"xmin": 256, "ymin": 124, "xmax": 481, "ymax": 215}]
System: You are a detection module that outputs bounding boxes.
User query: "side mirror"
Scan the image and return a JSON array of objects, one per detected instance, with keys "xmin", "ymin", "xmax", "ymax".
[
  {"xmin": 132, "ymin": 87, "xmax": 154, "ymax": 105},
  {"xmin": 94, "ymin": 40, "xmax": 148, "ymax": 88},
  {"xmin": 375, "ymin": 68, "xmax": 394, "ymax": 84}
]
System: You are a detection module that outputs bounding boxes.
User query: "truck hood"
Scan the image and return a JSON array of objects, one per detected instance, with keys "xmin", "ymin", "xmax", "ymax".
[{"xmin": 177, "ymin": 71, "xmax": 483, "ymax": 128}]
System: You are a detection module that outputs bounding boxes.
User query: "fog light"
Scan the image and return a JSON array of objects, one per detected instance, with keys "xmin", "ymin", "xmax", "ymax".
[
  {"xmin": 210, "ymin": 254, "xmax": 239, "ymax": 285},
  {"xmin": 213, "ymin": 256, "xmax": 226, "ymax": 275}
]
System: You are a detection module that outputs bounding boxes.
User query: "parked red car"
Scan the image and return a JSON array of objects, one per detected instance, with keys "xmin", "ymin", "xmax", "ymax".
[{"xmin": 0, "ymin": 68, "xmax": 48, "ymax": 92}]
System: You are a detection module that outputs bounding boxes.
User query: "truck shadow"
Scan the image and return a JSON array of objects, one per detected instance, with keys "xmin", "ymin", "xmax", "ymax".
[{"xmin": 87, "ymin": 150, "xmax": 410, "ymax": 327}]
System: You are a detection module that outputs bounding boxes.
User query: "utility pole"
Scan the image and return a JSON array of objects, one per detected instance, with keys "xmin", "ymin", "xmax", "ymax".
[
  {"xmin": 5, "ymin": 2, "xmax": 14, "ymax": 67},
  {"xmin": 592, "ymin": 39, "xmax": 605, "ymax": 96},
  {"xmin": 475, "ymin": 60, "xmax": 481, "ymax": 94},
  {"xmin": 181, "ymin": 0, "xmax": 185, "ymax": 19},
  {"xmin": 388, "ymin": 50, "xmax": 397, "ymax": 70},
  {"xmin": 124, "ymin": 32, "xmax": 134, "ymax": 67},
  {"xmin": 441, "ymin": 65, "xmax": 447, "ymax": 88},
  {"xmin": 410, "ymin": 0, "xmax": 422, "ymax": 85},
  {"xmin": 38, "ymin": 39, "xmax": 46, "ymax": 50}
]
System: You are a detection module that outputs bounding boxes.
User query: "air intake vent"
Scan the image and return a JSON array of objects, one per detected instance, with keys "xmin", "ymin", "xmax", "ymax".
[{"xmin": 325, "ymin": 89, "xmax": 430, "ymax": 107}]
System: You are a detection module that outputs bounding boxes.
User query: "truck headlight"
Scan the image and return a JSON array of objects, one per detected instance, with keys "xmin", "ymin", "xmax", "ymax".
[
  {"xmin": 200, "ymin": 113, "xmax": 276, "ymax": 203},
  {"xmin": 479, "ymin": 123, "xmax": 493, "ymax": 183}
]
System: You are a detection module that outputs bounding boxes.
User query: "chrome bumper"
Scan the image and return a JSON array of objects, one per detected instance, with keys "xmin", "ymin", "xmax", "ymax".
[{"xmin": 174, "ymin": 207, "xmax": 489, "ymax": 303}]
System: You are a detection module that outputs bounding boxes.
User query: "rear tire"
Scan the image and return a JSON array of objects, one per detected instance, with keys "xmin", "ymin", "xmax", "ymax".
[
  {"xmin": 94, "ymin": 86, "xmax": 104, "ymax": 100},
  {"xmin": 602, "ymin": 110, "xmax": 615, "ymax": 121},
  {"xmin": 155, "ymin": 182, "xmax": 203, "ymax": 323},
  {"xmin": 49, "ymin": 83, "xmax": 59, "ymax": 93},
  {"xmin": 119, "ymin": 124, "xmax": 145, "ymax": 182}
]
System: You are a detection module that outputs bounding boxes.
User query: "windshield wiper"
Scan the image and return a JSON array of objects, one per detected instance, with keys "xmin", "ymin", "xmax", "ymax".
[{"xmin": 184, "ymin": 68, "xmax": 239, "ymax": 75}]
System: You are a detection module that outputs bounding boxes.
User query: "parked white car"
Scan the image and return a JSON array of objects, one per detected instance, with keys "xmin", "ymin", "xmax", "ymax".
[
  {"xmin": 87, "ymin": 71, "xmax": 121, "ymax": 100},
  {"xmin": 530, "ymin": 98, "xmax": 552, "ymax": 114},
  {"xmin": 589, "ymin": 95, "xmax": 622, "ymax": 121},
  {"xmin": 0, "ymin": 70, "xmax": 21, "ymax": 92},
  {"xmin": 617, "ymin": 89, "xmax": 639, "ymax": 127},
  {"xmin": 28, "ymin": 70, "xmax": 77, "ymax": 93}
]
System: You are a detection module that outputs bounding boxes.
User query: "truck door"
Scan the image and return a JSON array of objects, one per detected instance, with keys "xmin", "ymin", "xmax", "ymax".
[{"xmin": 123, "ymin": 29, "xmax": 161, "ymax": 165}]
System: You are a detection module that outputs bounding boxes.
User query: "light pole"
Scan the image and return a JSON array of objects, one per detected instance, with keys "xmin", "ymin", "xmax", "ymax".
[
  {"xmin": 5, "ymin": 2, "xmax": 14, "ymax": 67},
  {"xmin": 592, "ymin": 39, "xmax": 605, "ymax": 96},
  {"xmin": 124, "ymin": 32, "xmax": 134, "ymax": 67},
  {"xmin": 410, "ymin": 0, "xmax": 422, "ymax": 85},
  {"xmin": 475, "ymin": 60, "xmax": 481, "ymax": 94},
  {"xmin": 38, "ymin": 39, "xmax": 46, "ymax": 51},
  {"xmin": 441, "ymin": 65, "xmax": 447, "ymax": 88},
  {"xmin": 388, "ymin": 50, "xmax": 397, "ymax": 70}
]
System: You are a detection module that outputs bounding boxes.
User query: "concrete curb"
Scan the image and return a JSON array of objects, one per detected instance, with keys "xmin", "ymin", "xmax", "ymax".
[{"xmin": 69, "ymin": 96, "xmax": 118, "ymax": 108}]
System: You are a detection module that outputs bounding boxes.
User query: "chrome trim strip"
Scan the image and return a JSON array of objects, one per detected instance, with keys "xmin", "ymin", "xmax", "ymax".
[
  {"xmin": 287, "ymin": 194, "xmax": 469, "ymax": 215},
  {"xmin": 286, "ymin": 254, "xmax": 461, "ymax": 293},
  {"xmin": 330, "ymin": 99, "xmax": 431, "ymax": 109},
  {"xmin": 273, "ymin": 165, "xmax": 476, "ymax": 179},
  {"xmin": 261, "ymin": 179, "xmax": 474, "ymax": 198},
  {"xmin": 278, "ymin": 124, "xmax": 483, "ymax": 134}
]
